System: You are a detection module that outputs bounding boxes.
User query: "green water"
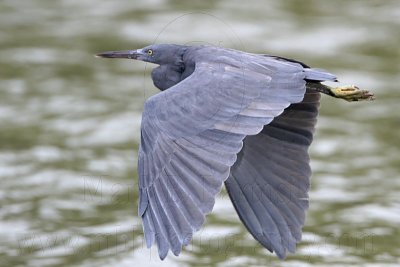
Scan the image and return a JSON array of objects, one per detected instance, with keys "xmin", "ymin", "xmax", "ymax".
[{"xmin": 0, "ymin": 1, "xmax": 399, "ymax": 266}]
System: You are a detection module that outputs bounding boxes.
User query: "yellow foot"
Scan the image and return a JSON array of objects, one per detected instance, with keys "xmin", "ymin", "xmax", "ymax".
[{"xmin": 331, "ymin": 85, "xmax": 375, "ymax": 102}]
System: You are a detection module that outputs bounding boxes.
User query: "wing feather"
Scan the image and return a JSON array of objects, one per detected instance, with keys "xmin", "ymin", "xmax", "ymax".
[
  {"xmin": 138, "ymin": 46, "xmax": 332, "ymax": 259},
  {"xmin": 162, "ymin": 169, "xmax": 205, "ymax": 229},
  {"xmin": 225, "ymin": 89, "xmax": 320, "ymax": 259}
]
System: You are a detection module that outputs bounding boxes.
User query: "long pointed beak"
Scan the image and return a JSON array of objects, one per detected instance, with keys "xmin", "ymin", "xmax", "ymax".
[{"xmin": 95, "ymin": 49, "xmax": 142, "ymax": 59}]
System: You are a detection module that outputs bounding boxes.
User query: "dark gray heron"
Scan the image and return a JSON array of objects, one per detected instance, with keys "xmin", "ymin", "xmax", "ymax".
[{"xmin": 96, "ymin": 44, "xmax": 374, "ymax": 260}]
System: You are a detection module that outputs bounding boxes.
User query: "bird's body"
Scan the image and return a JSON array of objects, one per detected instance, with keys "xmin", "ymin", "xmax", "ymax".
[
  {"xmin": 149, "ymin": 45, "xmax": 336, "ymax": 91},
  {"xmin": 97, "ymin": 44, "xmax": 374, "ymax": 260}
]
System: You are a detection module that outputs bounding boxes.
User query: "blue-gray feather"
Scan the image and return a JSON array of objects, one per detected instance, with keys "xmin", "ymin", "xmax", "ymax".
[
  {"xmin": 225, "ymin": 89, "xmax": 320, "ymax": 259},
  {"xmin": 137, "ymin": 45, "xmax": 336, "ymax": 259}
]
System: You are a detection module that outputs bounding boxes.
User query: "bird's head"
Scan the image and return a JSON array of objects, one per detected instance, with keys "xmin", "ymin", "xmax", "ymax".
[{"xmin": 96, "ymin": 44, "xmax": 186, "ymax": 66}]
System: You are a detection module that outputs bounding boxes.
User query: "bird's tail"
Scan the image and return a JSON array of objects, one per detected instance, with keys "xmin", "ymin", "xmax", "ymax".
[{"xmin": 304, "ymin": 68, "xmax": 338, "ymax": 82}]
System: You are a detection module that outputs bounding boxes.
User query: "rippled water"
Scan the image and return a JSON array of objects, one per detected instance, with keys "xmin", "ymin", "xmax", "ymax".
[{"xmin": 1, "ymin": 1, "xmax": 399, "ymax": 266}]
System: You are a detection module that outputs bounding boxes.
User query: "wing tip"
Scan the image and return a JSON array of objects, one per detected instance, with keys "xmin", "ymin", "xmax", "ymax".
[
  {"xmin": 138, "ymin": 188, "xmax": 149, "ymax": 216},
  {"xmin": 158, "ymin": 247, "xmax": 169, "ymax": 260}
]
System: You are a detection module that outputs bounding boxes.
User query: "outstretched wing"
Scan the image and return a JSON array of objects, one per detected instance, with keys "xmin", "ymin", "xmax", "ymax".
[
  {"xmin": 138, "ymin": 47, "xmax": 320, "ymax": 259},
  {"xmin": 224, "ymin": 89, "xmax": 320, "ymax": 259}
]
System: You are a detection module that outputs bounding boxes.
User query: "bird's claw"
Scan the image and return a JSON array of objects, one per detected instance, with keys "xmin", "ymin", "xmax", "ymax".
[{"xmin": 331, "ymin": 85, "xmax": 375, "ymax": 102}]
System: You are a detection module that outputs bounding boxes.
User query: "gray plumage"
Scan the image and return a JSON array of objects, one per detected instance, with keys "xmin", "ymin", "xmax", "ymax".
[{"xmin": 96, "ymin": 44, "xmax": 338, "ymax": 260}]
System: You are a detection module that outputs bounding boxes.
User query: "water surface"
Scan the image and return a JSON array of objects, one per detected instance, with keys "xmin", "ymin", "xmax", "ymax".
[{"xmin": 0, "ymin": 0, "xmax": 399, "ymax": 266}]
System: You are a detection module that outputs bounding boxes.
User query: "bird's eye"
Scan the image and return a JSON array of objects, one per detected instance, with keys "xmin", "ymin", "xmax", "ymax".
[{"xmin": 147, "ymin": 49, "xmax": 153, "ymax": 56}]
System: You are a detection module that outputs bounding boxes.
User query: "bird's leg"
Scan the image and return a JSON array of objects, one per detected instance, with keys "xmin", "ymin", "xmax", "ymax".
[{"xmin": 307, "ymin": 82, "xmax": 375, "ymax": 102}]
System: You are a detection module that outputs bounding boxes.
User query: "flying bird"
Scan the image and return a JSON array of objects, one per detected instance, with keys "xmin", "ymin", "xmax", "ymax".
[{"xmin": 96, "ymin": 44, "xmax": 374, "ymax": 260}]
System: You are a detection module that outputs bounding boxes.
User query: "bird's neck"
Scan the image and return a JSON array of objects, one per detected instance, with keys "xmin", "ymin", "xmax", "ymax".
[{"xmin": 151, "ymin": 64, "xmax": 184, "ymax": 91}]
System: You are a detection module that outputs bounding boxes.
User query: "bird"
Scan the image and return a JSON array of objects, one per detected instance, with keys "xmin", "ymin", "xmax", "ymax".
[{"xmin": 96, "ymin": 44, "xmax": 374, "ymax": 260}]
